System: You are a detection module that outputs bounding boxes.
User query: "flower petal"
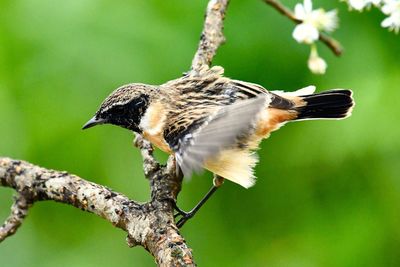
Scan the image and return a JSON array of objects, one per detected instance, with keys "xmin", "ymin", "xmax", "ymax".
[
  {"xmin": 304, "ymin": 0, "xmax": 313, "ymax": 13},
  {"xmin": 293, "ymin": 23, "xmax": 319, "ymax": 44},
  {"xmin": 348, "ymin": 0, "xmax": 367, "ymax": 11},
  {"xmin": 294, "ymin": 3, "xmax": 306, "ymax": 19}
]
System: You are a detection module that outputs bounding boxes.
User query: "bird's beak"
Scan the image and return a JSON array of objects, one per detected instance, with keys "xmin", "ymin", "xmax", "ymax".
[{"xmin": 82, "ymin": 116, "xmax": 106, "ymax": 130}]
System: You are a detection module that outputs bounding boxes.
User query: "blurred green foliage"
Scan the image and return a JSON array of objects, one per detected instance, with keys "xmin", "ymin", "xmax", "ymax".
[{"xmin": 1, "ymin": 0, "xmax": 400, "ymax": 266}]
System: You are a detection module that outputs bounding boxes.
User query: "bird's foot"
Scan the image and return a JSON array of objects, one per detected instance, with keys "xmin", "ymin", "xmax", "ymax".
[
  {"xmin": 173, "ymin": 203, "xmax": 197, "ymax": 228},
  {"xmin": 172, "ymin": 176, "xmax": 224, "ymax": 228},
  {"xmin": 175, "ymin": 210, "xmax": 196, "ymax": 228}
]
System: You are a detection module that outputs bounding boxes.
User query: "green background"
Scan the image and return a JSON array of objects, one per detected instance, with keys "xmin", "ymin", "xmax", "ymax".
[{"xmin": 1, "ymin": 0, "xmax": 399, "ymax": 266}]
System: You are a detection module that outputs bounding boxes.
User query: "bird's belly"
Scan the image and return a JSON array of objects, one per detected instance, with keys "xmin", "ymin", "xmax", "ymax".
[{"xmin": 203, "ymin": 148, "xmax": 258, "ymax": 188}]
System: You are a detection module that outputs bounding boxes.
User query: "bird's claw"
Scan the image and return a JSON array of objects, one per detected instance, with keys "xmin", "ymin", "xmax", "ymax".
[
  {"xmin": 174, "ymin": 211, "xmax": 195, "ymax": 228},
  {"xmin": 173, "ymin": 203, "xmax": 194, "ymax": 228}
]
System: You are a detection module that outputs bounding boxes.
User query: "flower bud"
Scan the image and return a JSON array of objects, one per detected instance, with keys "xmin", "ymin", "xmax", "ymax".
[{"xmin": 308, "ymin": 46, "xmax": 327, "ymax": 74}]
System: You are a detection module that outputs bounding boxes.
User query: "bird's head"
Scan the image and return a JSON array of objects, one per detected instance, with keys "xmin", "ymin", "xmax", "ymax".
[{"xmin": 82, "ymin": 83, "xmax": 157, "ymax": 132}]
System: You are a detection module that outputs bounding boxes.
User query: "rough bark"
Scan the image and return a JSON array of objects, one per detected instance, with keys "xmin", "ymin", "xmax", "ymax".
[
  {"xmin": 0, "ymin": 1, "xmax": 229, "ymax": 266},
  {"xmin": 0, "ymin": 136, "xmax": 193, "ymax": 266},
  {"xmin": 191, "ymin": 0, "xmax": 229, "ymax": 74}
]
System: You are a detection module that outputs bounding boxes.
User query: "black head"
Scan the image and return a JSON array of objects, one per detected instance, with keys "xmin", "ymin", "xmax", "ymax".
[{"xmin": 82, "ymin": 83, "xmax": 157, "ymax": 132}]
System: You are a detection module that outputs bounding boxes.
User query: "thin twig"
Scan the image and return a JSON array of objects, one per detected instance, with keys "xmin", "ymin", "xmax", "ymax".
[
  {"xmin": 263, "ymin": 0, "xmax": 343, "ymax": 56},
  {"xmin": 319, "ymin": 33, "xmax": 343, "ymax": 56},
  {"xmin": 264, "ymin": 0, "xmax": 301, "ymax": 23},
  {"xmin": 0, "ymin": 194, "xmax": 30, "ymax": 242},
  {"xmin": 191, "ymin": 0, "xmax": 230, "ymax": 74},
  {"xmin": 134, "ymin": 134, "xmax": 160, "ymax": 176}
]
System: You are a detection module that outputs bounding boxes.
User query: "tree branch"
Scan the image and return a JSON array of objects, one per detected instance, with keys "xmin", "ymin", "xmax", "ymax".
[
  {"xmin": 0, "ymin": 193, "xmax": 30, "ymax": 242},
  {"xmin": 263, "ymin": 0, "xmax": 343, "ymax": 56},
  {"xmin": 191, "ymin": 0, "xmax": 230, "ymax": 74},
  {"xmin": 1, "ymin": 0, "xmax": 234, "ymax": 265},
  {"xmin": 0, "ymin": 154, "xmax": 194, "ymax": 266}
]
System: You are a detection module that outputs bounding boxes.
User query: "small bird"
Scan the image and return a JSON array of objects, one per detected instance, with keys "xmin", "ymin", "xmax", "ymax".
[{"xmin": 83, "ymin": 66, "xmax": 354, "ymax": 225}]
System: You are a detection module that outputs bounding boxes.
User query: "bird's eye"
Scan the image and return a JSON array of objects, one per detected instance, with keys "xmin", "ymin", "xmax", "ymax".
[
  {"xmin": 126, "ymin": 95, "xmax": 148, "ymax": 110},
  {"xmin": 135, "ymin": 99, "xmax": 144, "ymax": 107}
]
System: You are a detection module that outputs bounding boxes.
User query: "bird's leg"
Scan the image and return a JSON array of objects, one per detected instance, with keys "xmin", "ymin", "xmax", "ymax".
[{"xmin": 174, "ymin": 175, "xmax": 224, "ymax": 228}]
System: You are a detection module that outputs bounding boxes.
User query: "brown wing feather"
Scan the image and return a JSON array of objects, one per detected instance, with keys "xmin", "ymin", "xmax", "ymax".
[
  {"xmin": 172, "ymin": 95, "xmax": 268, "ymax": 178},
  {"xmin": 231, "ymin": 80, "xmax": 298, "ymax": 110}
]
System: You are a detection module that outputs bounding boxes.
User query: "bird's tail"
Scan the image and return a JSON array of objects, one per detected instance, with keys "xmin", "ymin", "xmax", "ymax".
[{"xmin": 294, "ymin": 89, "xmax": 354, "ymax": 120}]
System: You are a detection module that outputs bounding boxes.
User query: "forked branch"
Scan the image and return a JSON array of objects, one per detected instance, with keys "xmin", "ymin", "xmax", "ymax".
[
  {"xmin": 0, "ymin": 1, "xmax": 229, "ymax": 265},
  {"xmin": 0, "ymin": 152, "xmax": 194, "ymax": 267}
]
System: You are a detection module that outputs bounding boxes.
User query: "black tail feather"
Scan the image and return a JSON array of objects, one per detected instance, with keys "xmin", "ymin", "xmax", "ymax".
[{"xmin": 296, "ymin": 89, "xmax": 354, "ymax": 120}]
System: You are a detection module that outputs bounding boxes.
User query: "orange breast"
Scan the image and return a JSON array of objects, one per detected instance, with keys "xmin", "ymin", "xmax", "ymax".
[
  {"xmin": 142, "ymin": 131, "xmax": 172, "ymax": 153},
  {"xmin": 140, "ymin": 101, "xmax": 172, "ymax": 153}
]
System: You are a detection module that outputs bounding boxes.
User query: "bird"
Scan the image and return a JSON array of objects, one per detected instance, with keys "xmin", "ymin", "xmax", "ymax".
[{"xmin": 83, "ymin": 66, "xmax": 354, "ymax": 226}]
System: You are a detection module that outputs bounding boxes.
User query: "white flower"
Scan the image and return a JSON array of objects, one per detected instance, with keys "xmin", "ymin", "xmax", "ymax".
[
  {"xmin": 381, "ymin": 0, "xmax": 400, "ymax": 33},
  {"xmin": 344, "ymin": 0, "xmax": 382, "ymax": 11},
  {"xmin": 308, "ymin": 45, "xmax": 327, "ymax": 74},
  {"xmin": 312, "ymin": 9, "xmax": 339, "ymax": 32},
  {"xmin": 293, "ymin": 23, "xmax": 319, "ymax": 44},
  {"xmin": 363, "ymin": 0, "xmax": 382, "ymax": 7},
  {"xmin": 346, "ymin": 0, "xmax": 369, "ymax": 10},
  {"xmin": 371, "ymin": 0, "xmax": 383, "ymax": 5},
  {"xmin": 381, "ymin": 12, "xmax": 400, "ymax": 33},
  {"xmin": 294, "ymin": 0, "xmax": 313, "ymax": 20},
  {"xmin": 381, "ymin": 0, "xmax": 400, "ymax": 14},
  {"xmin": 292, "ymin": 0, "xmax": 338, "ymax": 44}
]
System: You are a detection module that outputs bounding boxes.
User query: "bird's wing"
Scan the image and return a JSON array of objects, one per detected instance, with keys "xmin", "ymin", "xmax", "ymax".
[
  {"xmin": 231, "ymin": 80, "xmax": 296, "ymax": 110},
  {"xmin": 166, "ymin": 95, "xmax": 268, "ymax": 178},
  {"xmin": 230, "ymin": 80, "xmax": 268, "ymax": 97}
]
